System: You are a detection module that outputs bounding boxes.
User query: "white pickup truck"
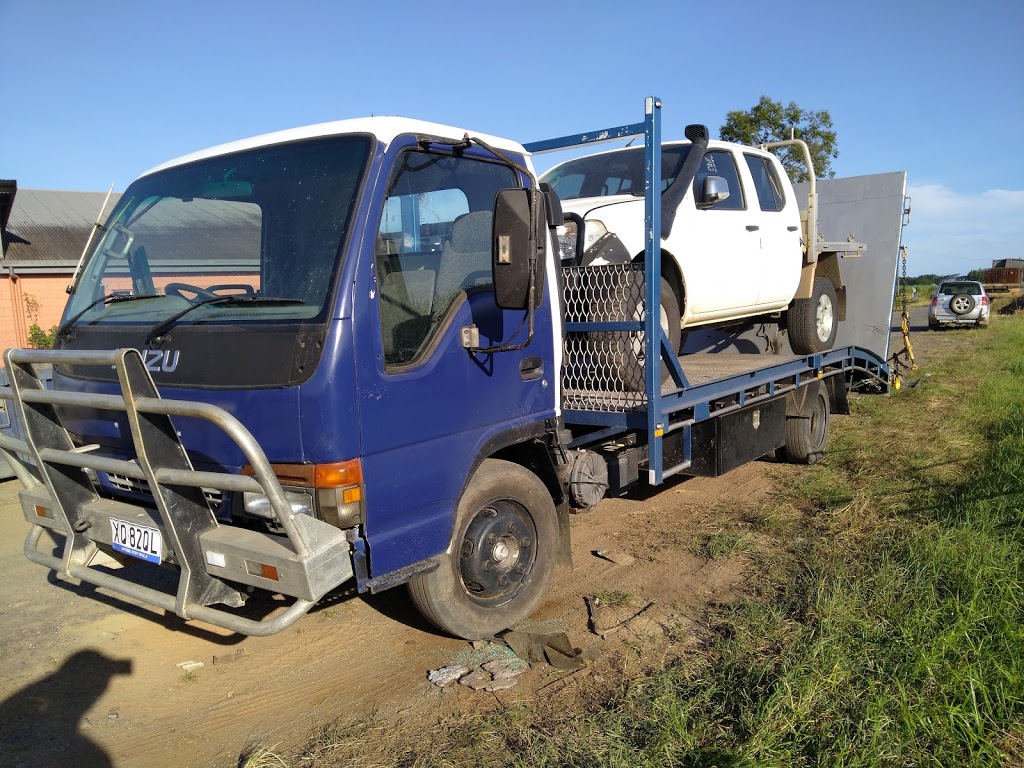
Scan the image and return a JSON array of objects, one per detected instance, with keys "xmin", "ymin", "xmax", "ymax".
[{"xmin": 539, "ymin": 132, "xmax": 856, "ymax": 355}]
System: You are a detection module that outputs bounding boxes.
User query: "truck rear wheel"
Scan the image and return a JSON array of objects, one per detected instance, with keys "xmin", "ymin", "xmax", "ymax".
[
  {"xmin": 789, "ymin": 277, "xmax": 838, "ymax": 354},
  {"xmin": 784, "ymin": 386, "xmax": 830, "ymax": 465},
  {"xmin": 407, "ymin": 459, "xmax": 558, "ymax": 640}
]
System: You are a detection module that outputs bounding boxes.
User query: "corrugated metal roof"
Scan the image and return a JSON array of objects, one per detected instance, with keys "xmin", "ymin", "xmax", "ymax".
[
  {"xmin": 3, "ymin": 188, "xmax": 121, "ymax": 262},
  {"xmin": 0, "ymin": 180, "xmax": 15, "ymax": 232}
]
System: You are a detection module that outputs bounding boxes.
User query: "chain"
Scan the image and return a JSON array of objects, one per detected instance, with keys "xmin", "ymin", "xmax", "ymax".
[{"xmin": 889, "ymin": 244, "xmax": 917, "ymax": 389}]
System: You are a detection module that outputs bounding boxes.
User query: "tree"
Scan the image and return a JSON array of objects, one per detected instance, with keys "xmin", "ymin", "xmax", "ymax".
[{"xmin": 719, "ymin": 96, "xmax": 838, "ymax": 183}]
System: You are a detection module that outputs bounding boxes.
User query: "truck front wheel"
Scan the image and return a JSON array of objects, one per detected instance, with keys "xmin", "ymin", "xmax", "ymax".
[
  {"xmin": 788, "ymin": 277, "xmax": 838, "ymax": 354},
  {"xmin": 408, "ymin": 459, "xmax": 558, "ymax": 640}
]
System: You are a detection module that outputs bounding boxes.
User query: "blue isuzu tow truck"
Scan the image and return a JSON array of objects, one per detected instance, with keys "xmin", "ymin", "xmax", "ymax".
[{"xmin": 0, "ymin": 99, "xmax": 907, "ymax": 639}]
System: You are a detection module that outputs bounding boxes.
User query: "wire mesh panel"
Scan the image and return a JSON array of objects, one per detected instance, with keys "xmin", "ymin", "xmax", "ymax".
[{"xmin": 562, "ymin": 264, "xmax": 648, "ymax": 412}]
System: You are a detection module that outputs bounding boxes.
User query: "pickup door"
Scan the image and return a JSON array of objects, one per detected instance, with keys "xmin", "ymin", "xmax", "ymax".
[
  {"xmin": 742, "ymin": 152, "xmax": 802, "ymax": 309},
  {"xmin": 679, "ymin": 148, "xmax": 761, "ymax": 317}
]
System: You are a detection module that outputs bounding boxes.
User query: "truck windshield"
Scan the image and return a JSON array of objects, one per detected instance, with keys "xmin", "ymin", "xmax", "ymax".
[
  {"xmin": 63, "ymin": 135, "xmax": 372, "ymax": 331},
  {"xmin": 539, "ymin": 145, "xmax": 691, "ymax": 200}
]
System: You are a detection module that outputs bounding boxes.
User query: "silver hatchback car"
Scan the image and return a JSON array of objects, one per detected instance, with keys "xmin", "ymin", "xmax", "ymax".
[{"xmin": 929, "ymin": 280, "xmax": 990, "ymax": 329}]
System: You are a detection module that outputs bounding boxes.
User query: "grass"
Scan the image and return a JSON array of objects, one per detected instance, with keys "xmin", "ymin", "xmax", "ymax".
[
  {"xmin": 243, "ymin": 314, "xmax": 1024, "ymax": 768},
  {"xmin": 237, "ymin": 745, "xmax": 287, "ymax": 768},
  {"xmin": 693, "ymin": 530, "xmax": 751, "ymax": 559},
  {"xmin": 594, "ymin": 589, "xmax": 634, "ymax": 608}
]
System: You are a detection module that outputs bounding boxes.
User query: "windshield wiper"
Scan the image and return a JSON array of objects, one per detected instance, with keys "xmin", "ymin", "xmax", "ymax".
[
  {"xmin": 145, "ymin": 295, "xmax": 306, "ymax": 340},
  {"xmin": 57, "ymin": 293, "xmax": 163, "ymax": 337}
]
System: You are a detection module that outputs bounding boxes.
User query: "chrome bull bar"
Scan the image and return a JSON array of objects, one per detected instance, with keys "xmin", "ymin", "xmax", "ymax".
[{"xmin": 0, "ymin": 347, "xmax": 353, "ymax": 636}]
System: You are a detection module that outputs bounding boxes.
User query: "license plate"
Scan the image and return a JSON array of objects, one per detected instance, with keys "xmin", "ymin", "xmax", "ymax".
[{"xmin": 110, "ymin": 518, "xmax": 162, "ymax": 564}]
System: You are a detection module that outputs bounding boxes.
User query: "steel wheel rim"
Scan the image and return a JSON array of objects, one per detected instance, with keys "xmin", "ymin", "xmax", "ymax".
[
  {"xmin": 952, "ymin": 296, "xmax": 970, "ymax": 313},
  {"xmin": 815, "ymin": 294, "xmax": 834, "ymax": 342},
  {"xmin": 459, "ymin": 500, "xmax": 537, "ymax": 607}
]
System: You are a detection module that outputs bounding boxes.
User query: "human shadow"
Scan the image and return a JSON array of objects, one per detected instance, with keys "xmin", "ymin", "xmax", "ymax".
[{"xmin": 0, "ymin": 650, "xmax": 131, "ymax": 768}]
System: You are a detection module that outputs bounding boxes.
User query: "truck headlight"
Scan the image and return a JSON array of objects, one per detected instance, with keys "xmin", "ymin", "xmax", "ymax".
[
  {"xmin": 243, "ymin": 489, "xmax": 314, "ymax": 519},
  {"xmin": 241, "ymin": 458, "xmax": 366, "ymax": 530}
]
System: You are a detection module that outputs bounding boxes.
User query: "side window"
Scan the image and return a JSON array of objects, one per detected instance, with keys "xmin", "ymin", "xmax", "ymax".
[
  {"xmin": 693, "ymin": 150, "xmax": 745, "ymax": 210},
  {"xmin": 744, "ymin": 154, "xmax": 786, "ymax": 212},
  {"xmin": 375, "ymin": 150, "xmax": 517, "ymax": 368}
]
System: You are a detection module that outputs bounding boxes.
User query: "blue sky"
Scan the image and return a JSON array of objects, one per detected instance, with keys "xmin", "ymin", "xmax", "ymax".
[{"xmin": 2, "ymin": 0, "xmax": 1021, "ymax": 277}]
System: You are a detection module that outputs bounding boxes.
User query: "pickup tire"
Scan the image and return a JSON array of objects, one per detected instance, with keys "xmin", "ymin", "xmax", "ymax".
[
  {"xmin": 784, "ymin": 386, "xmax": 829, "ymax": 465},
  {"xmin": 407, "ymin": 459, "xmax": 557, "ymax": 640},
  {"xmin": 611, "ymin": 276, "xmax": 681, "ymax": 391},
  {"xmin": 789, "ymin": 277, "xmax": 838, "ymax": 354}
]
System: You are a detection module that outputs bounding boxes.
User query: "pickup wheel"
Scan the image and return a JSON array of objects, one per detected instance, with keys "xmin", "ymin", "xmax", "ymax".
[
  {"xmin": 407, "ymin": 459, "xmax": 558, "ymax": 640},
  {"xmin": 789, "ymin": 277, "xmax": 838, "ymax": 354},
  {"xmin": 784, "ymin": 386, "xmax": 830, "ymax": 465},
  {"xmin": 613, "ymin": 276, "xmax": 681, "ymax": 391}
]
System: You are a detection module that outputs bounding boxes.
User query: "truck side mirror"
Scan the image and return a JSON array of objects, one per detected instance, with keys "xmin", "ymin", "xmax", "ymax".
[
  {"xmin": 696, "ymin": 176, "xmax": 730, "ymax": 209},
  {"xmin": 492, "ymin": 188, "xmax": 544, "ymax": 309}
]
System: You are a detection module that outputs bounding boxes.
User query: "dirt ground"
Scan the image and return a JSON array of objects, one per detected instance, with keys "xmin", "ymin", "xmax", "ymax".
[{"xmin": 0, "ymin": 307, "xmax": 974, "ymax": 768}]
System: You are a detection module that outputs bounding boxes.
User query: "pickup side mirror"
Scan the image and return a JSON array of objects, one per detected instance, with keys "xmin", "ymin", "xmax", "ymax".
[
  {"xmin": 492, "ymin": 188, "xmax": 544, "ymax": 309},
  {"xmin": 696, "ymin": 176, "xmax": 730, "ymax": 210}
]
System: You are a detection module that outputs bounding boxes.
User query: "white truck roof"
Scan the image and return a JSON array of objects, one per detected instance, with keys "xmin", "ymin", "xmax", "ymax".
[{"xmin": 141, "ymin": 117, "xmax": 528, "ymax": 178}]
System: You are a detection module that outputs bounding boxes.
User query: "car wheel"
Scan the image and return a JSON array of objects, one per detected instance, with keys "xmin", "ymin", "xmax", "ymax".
[
  {"xmin": 623, "ymin": 276, "xmax": 681, "ymax": 390},
  {"xmin": 784, "ymin": 386, "xmax": 830, "ymax": 465},
  {"xmin": 407, "ymin": 459, "xmax": 558, "ymax": 640},
  {"xmin": 928, "ymin": 320, "xmax": 940, "ymax": 331},
  {"xmin": 950, "ymin": 293, "xmax": 976, "ymax": 315},
  {"xmin": 592, "ymin": 275, "xmax": 681, "ymax": 392},
  {"xmin": 788, "ymin": 277, "xmax": 838, "ymax": 354}
]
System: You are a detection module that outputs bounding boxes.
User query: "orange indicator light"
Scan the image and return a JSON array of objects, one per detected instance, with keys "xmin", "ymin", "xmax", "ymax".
[
  {"xmin": 315, "ymin": 459, "xmax": 363, "ymax": 489},
  {"xmin": 260, "ymin": 563, "xmax": 279, "ymax": 581}
]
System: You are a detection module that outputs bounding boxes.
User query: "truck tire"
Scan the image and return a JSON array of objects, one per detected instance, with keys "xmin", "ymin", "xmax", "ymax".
[
  {"xmin": 784, "ymin": 386, "xmax": 830, "ymax": 465},
  {"xmin": 407, "ymin": 459, "xmax": 558, "ymax": 640},
  {"xmin": 788, "ymin": 277, "xmax": 838, "ymax": 354},
  {"xmin": 617, "ymin": 276, "xmax": 681, "ymax": 391}
]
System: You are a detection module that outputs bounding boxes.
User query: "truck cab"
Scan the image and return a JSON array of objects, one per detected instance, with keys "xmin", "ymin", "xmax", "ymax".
[{"xmin": 9, "ymin": 118, "xmax": 565, "ymax": 639}]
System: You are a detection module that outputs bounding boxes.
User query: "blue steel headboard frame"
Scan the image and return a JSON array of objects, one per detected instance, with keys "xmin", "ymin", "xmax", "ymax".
[{"xmin": 524, "ymin": 97, "xmax": 686, "ymax": 483}]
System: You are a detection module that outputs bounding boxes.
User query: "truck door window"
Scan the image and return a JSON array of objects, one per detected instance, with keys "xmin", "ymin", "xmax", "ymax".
[
  {"xmin": 376, "ymin": 150, "xmax": 517, "ymax": 368},
  {"xmin": 693, "ymin": 150, "xmax": 745, "ymax": 210},
  {"xmin": 743, "ymin": 154, "xmax": 786, "ymax": 212}
]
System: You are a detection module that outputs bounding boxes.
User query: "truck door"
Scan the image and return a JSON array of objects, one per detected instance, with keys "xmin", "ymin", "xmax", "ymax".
[
  {"xmin": 677, "ymin": 148, "xmax": 761, "ymax": 316},
  {"xmin": 352, "ymin": 140, "xmax": 558, "ymax": 578},
  {"xmin": 743, "ymin": 153, "xmax": 802, "ymax": 307}
]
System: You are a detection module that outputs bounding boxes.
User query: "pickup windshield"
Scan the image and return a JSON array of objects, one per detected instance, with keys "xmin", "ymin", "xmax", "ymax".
[
  {"xmin": 540, "ymin": 145, "xmax": 691, "ymax": 200},
  {"xmin": 63, "ymin": 135, "xmax": 372, "ymax": 331}
]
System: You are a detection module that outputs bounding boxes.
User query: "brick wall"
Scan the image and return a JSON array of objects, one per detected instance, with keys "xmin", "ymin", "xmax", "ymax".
[{"xmin": 1, "ymin": 273, "xmax": 72, "ymax": 353}]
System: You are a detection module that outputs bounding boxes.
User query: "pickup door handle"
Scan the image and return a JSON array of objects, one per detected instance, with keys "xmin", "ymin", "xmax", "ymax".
[
  {"xmin": 745, "ymin": 225, "xmax": 760, "ymax": 232},
  {"xmin": 520, "ymin": 356, "xmax": 544, "ymax": 382},
  {"xmin": 787, "ymin": 225, "xmax": 799, "ymax": 231}
]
